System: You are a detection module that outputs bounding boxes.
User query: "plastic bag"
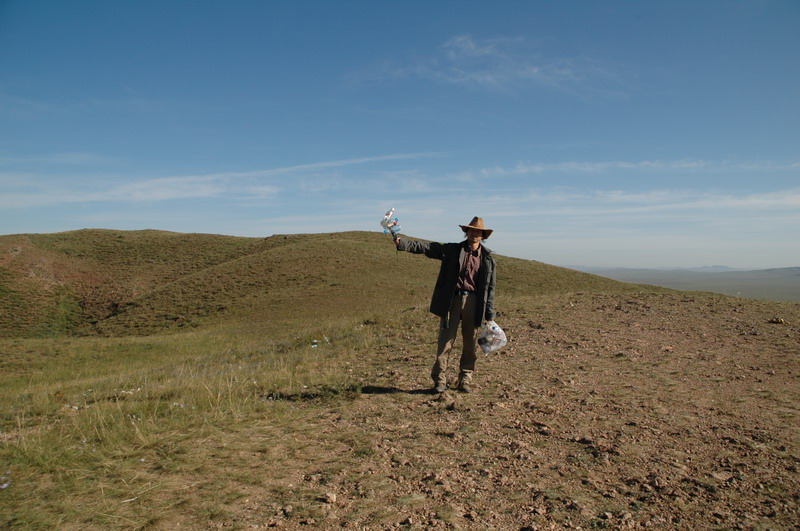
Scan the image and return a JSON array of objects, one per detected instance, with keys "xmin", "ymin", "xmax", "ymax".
[{"xmin": 478, "ymin": 320, "xmax": 508, "ymax": 354}]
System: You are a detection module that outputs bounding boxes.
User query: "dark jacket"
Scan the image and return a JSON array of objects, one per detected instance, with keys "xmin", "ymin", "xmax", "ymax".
[{"xmin": 398, "ymin": 239, "xmax": 496, "ymax": 326}]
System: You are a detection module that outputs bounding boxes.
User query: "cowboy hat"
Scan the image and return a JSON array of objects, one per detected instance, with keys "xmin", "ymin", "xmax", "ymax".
[{"xmin": 459, "ymin": 216, "xmax": 493, "ymax": 239}]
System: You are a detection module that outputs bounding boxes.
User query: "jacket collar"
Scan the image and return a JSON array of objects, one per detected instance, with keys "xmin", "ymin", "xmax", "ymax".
[{"xmin": 460, "ymin": 240, "xmax": 492, "ymax": 256}]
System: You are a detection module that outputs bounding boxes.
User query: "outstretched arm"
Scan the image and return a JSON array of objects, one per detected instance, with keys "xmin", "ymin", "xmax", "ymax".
[{"xmin": 395, "ymin": 238, "xmax": 445, "ymax": 260}]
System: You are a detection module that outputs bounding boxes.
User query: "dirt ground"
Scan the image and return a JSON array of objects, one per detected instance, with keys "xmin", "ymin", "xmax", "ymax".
[{"xmin": 191, "ymin": 292, "xmax": 800, "ymax": 529}]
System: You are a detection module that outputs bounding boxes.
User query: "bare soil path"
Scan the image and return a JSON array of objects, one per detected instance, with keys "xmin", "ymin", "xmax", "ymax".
[{"xmin": 185, "ymin": 292, "xmax": 800, "ymax": 529}]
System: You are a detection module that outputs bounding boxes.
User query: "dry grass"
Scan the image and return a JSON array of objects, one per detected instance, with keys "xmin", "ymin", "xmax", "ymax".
[{"xmin": 1, "ymin": 319, "xmax": 383, "ymax": 528}]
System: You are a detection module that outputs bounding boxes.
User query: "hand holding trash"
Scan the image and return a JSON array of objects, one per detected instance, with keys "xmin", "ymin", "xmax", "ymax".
[
  {"xmin": 478, "ymin": 320, "xmax": 508, "ymax": 354},
  {"xmin": 380, "ymin": 208, "xmax": 401, "ymax": 239}
]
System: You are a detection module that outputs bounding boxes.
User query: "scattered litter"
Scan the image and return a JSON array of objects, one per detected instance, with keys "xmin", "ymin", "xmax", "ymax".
[
  {"xmin": 311, "ymin": 336, "xmax": 331, "ymax": 348},
  {"xmin": 112, "ymin": 388, "xmax": 142, "ymax": 396},
  {"xmin": 0, "ymin": 471, "xmax": 10, "ymax": 489}
]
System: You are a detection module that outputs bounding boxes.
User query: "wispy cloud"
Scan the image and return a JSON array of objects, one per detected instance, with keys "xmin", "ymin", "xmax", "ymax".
[
  {"xmin": 475, "ymin": 159, "xmax": 799, "ymax": 178},
  {"xmin": 393, "ymin": 185, "xmax": 800, "ymax": 267},
  {"xmin": 362, "ymin": 35, "xmax": 620, "ymax": 95},
  {"xmin": 442, "ymin": 187, "xmax": 800, "ymax": 222},
  {"xmin": 0, "ymin": 90, "xmax": 54, "ymax": 115},
  {"xmin": 0, "ymin": 89, "xmax": 167, "ymax": 117},
  {"xmin": 0, "ymin": 152, "xmax": 443, "ymax": 208},
  {"xmin": 0, "ymin": 152, "xmax": 121, "ymax": 166},
  {"xmin": 4, "ymin": 154, "xmax": 798, "ymax": 268},
  {"xmin": 97, "ymin": 176, "xmax": 226, "ymax": 202},
  {"xmin": 4, "ymin": 155, "xmax": 797, "ymax": 211},
  {"xmin": 435, "ymin": 35, "xmax": 579, "ymax": 88},
  {"xmin": 243, "ymin": 185, "xmax": 280, "ymax": 199},
  {"xmin": 478, "ymin": 159, "xmax": 710, "ymax": 177},
  {"xmin": 161, "ymin": 152, "xmax": 445, "ymax": 181}
]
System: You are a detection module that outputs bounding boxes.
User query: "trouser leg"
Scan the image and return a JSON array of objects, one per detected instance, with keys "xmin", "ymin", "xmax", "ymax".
[
  {"xmin": 458, "ymin": 293, "xmax": 478, "ymax": 384},
  {"xmin": 431, "ymin": 294, "xmax": 464, "ymax": 385}
]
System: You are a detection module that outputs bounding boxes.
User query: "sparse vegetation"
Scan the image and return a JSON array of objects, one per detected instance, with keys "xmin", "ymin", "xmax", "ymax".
[
  {"xmin": 1, "ymin": 230, "xmax": 798, "ymax": 528},
  {"xmin": 1, "ymin": 322, "xmax": 379, "ymax": 528}
]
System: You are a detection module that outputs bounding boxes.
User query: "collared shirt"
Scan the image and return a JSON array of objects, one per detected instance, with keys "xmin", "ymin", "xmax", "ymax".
[{"xmin": 456, "ymin": 242, "xmax": 481, "ymax": 292}]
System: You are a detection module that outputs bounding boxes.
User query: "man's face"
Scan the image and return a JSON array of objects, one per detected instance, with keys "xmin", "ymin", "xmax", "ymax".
[{"xmin": 466, "ymin": 228, "xmax": 483, "ymax": 244}]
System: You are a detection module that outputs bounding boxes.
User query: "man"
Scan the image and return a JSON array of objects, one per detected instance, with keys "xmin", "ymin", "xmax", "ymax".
[{"xmin": 394, "ymin": 217, "xmax": 497, "ymax": 393}]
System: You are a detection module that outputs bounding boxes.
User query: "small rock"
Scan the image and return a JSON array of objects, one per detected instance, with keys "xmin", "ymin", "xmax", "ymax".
[{"xmin": 711, "ymin": 471, "xmax": 734, "ymax": 482}]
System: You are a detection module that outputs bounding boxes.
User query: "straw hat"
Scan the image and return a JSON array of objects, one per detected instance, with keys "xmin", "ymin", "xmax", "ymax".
[{"xmin": 459, "ymin": 216, "xmax": 493, "ymax": 239}]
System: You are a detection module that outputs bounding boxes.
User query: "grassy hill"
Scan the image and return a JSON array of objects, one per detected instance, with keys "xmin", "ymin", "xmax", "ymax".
[{"xmin": 0, "ymin": 229, "xmax": 636, "ymax": 338}]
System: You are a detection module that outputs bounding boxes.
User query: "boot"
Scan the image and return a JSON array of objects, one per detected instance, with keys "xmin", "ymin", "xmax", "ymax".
[{"xmin": 457, "ymin": 372, "xmax": 473, "ymax": 393}]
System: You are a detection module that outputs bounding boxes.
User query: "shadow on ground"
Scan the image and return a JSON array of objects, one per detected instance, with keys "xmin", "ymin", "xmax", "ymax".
[{"xmin": 359, "ymin": 385, "xmax": 434, "ymax": 395}]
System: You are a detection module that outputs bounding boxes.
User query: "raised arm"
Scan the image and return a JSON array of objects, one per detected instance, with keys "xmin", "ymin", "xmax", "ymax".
[{"xmin": 395, "ymin": 238, "xmax": 446, "ymax": 260}]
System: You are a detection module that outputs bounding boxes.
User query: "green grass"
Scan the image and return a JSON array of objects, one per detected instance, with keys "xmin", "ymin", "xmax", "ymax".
[{"xmin": 0, "ymin": 319, "xmax": 384, "ymax": 528}]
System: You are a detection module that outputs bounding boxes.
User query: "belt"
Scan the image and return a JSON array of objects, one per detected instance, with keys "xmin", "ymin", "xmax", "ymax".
[{"xmin": 455, "ymin": 289, "xmax": 475, "ymax": 296}]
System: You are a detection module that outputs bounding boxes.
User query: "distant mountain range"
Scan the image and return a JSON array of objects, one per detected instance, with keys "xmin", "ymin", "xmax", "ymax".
[{"xmin": 572, "ymin": 266, "xmax": 800, "ymax": 302}]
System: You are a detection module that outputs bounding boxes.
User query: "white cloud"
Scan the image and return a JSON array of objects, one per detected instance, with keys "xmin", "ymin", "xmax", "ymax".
[
  {"xmin": 3, "ymin": 154, "xmax": 798, "ymax": 268},
  {"xmin": 478, "ymin": 159, "xmax": 715, "ymax": 177},
  {"xmin": 100, "ymin": 176, "xmax": 226, "ymax": 201},
  {"xmin": 243, "ymin": 185, "xmax": 280, "ymax": 199},
  {"xmin": 0, "ymin": 152, "xmax": 120, "ymax": 166},
  {"xmin": 169, "ymin": 152, "xmax": 445, "ymax": 181},
  {"xmin": 0, "ymin": 90, "xmax": 54, "ymax": 115},
  {"xmin": 477, "ymin": 159, "xmax": 800, "ymax": 178},
  {"xmin": 499, "ymin": 188, "xmax": 800, "ymax": 221},
  {"xmin": 382, "ymin": 184, "xmax": 800, "ymax": 266},
  {"xmin": 4, "ymin": 155, "xmax": 797, "ymax": 212},
  {"xmin": 365, "ymin": 35, "xmax": 618, "ymax": 95}
]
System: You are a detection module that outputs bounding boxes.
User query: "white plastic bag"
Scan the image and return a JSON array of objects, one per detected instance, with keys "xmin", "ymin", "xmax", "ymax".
[{"xmin": 478, "ymin": 320, "xmax": 508, "ymax": 354}]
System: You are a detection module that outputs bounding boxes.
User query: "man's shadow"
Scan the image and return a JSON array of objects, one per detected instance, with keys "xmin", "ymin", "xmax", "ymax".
[{"xmin": 360, "ymin": 385, "xmax": 435, "ymax": 395}]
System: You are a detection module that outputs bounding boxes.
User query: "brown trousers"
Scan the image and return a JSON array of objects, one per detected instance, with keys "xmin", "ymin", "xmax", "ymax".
[{"xmin": 431, "ymin": 292, "xmax": 478, "ymax": 386}]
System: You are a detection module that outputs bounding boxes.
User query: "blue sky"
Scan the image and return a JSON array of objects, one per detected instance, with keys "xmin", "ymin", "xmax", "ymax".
[{"xmin": 1, "ymin": 1, "xmax": 798, "ymax": 268}]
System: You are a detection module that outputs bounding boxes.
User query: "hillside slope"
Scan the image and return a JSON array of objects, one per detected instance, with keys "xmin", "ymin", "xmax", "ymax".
[
  {"xmin": 0, "ymin": 229, "xmax": 635, "ymax": 338},
  {"xmin": 0, "ymin": 230, "xmax": 257, "ymax": 337}
]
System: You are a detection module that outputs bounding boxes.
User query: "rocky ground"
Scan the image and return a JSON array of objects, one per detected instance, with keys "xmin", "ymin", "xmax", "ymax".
[{"xmin": 181, "ymin": 291, "xmax": 799, "ymax": 529}]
